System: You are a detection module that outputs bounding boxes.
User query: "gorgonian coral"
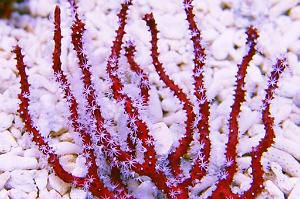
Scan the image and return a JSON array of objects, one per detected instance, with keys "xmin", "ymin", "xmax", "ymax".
[{"xmin": 13, "ymin": 0, "xmax": 287, "ymax": 198}]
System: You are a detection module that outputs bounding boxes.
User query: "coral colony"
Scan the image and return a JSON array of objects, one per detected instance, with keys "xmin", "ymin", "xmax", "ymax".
[{"xmin": 13, "ymin": 0, "xmax": 287, "ymax": 198}]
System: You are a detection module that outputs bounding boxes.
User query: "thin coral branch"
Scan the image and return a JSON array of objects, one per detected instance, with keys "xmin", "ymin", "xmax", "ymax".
[
  {"xmin": 182, "ymin": 0, "xmax": 211, "ymax": 185},
  {"xmin": 144, "ymin": 12, "xmax": 196, "ymax": 177},
  {"xmin": 241, "ymin": 58, "xmax": 287, "ymax": 198},
  {"xmin": 212, "ymin": 26, "xmax": 259, "ymax": 198},
  {"xmin": 124, "ymin": 41, "xmax": 150, "ymax": 105}
]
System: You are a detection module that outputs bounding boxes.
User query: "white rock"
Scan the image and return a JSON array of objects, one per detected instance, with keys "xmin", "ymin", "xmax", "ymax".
[
  {"xmin": 211, "ymin": 30, "xmax": 234, "ymax": 60},
  {"xmin": 72, "ymin": 155, "xmax": 87, "ymax": 177},
  {"xmin": 29, "ymin": 0, "xmax": 55, "ymax": 17},
  {"xmin": 7, "ymin": 170, "xmax": 36, "ymax": 193},
  {"xmin": 59, "ymin": 155, "xmax": 76, "ymax": 174},
  {"xmin": 270, "ymin": 0, "xmax": 298, "ymax": 17},
  {"xmin": 265, "ymin": 147, "xmax": 300, "ymax": 178},
  {"xmin": 233, "ymin": 173, "xmax": 251, "ymax": 191},
  {"xmin": 293, "ymin": 90, "xmax": 300, "ymax": 108},
  {"xmin": 270, "ymin": 162, "xmax": 298, "ymax": 194},
  {"xmin": 40, "ymin": 94, "xmax": 56, "ymax": 110},
  {"xmin": 70, "ymin": 188, "xmax": 87, "ymax": 199},
  {"xmin": 10, "ymin": 128, "xmax": 21, "ymax": 139},
  {"xmin": 290, "ymin": 6, "xmax": 300, "ymax": 20},
  {"xmin": 34, "ymin": 170, "xmax": 48, "ymax": 190},
  {"xmin": 27, "ymin": 192, "xmax": 37, "ymax": 199},
  {"xmin": 0, "ymin": 131, "xmax": 18, "ymax": 153},
  {"xmin": 48, "ymin": 173, "xmax": 71, "ymax": 195},
  {"xmin": 148, "ymin": 87, "xmax": 163, "ymax": 122},
  {"xmin": 150, "ymin": 122, "xmax": 175, "ymax": 155},
  {"xmin": 282, "ymin": 120, "xmax": 300, "ymax": 143},
  {"xmin": 272, "ymin": 103, "xmax": 292, "ymax": 124},
  {"xmin": 218, "ymin": 10, "xmax": 234, "ymax": 27},
  {"xmin": 161, "ymin": 98, "xmax": 180, "ymax": 113},
  {"xmin": 52, "ymin": 142, "xmax": 82, "ymax": 156},
  {"xmin": 289, "ymin": 180, "xmax": 300, "ymax": 199},
  {"xmin": 274, "ymin": 136, "xmax": 300, "ymax": 161},
  {"xmin": 265, "ymin": 180, "xmax": 285, "ymax": 199},
  {"xmin": 8, "ymin": 189, "xmax": 29, "ymax": 199},
  {"xmin": 0, "ymin": 113, "xmax": 14, "ymax": 132},
  {"xmin": 0, "ymin": 189, "xmax": 9, "ymax": 199},
  {"xmin": 133, "ymin": 181, "xmax": 155, "ymax": 199},
  {"xmin": 24, "ymin": 148, "xmax": 40, "ymax": 158},
  {"xmin": 157, "ymin": 14, "xmax": 185, "ymax": 40},
  {"xmin": 163, "ymin": 110, "xmax": 186, "ymax": 126},
  {"xmin": 280, "ymin": 79, "xmax": 300, "ymax": 98},
  {"xmin": 238, "ymin": 108, "xmax": 260, "ymax": 134},
  {"xmin": 62, "ymin": 193, "xmax": 70, "ymax": 199},
  {"xmin": 0, "ymin": 155, "xmax": 38, "ymax": 171},
  {"xmin": 237, "ymin": 157, "xmax": 251, "ymax": 171},
  {"xmin": 0, "ymin": 171, "xmax": 10, "ymax": 190},
  {"xmin": 238, "ymin": 134, "xmax": 264, "ymax": 155},
  {"xmin": 40, "ymin": 190, "xmax": 62, "ymax": 199},
  {"xmin": 6, "ymin": 147, "xmax": 23, "ymax": 156}
]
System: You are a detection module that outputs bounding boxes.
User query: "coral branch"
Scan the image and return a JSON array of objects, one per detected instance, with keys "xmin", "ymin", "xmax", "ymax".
[
  {"xmin": 144, "ymin": 12, "xmax": 196, "ymax": 177},
  {"xmin": 213, "ymin": 26, "xmax": 259, "ymax": 198},
  {"xmin": 182, "ymin": 0, "xmax": 211, "ymax": 184},
  {"xmin": 124, "ymin": 41, "xmax": 150, "ymax": 105},
  {"xmin": 241, "ymin": 58, "xmax": 287, "ymax": 198}
]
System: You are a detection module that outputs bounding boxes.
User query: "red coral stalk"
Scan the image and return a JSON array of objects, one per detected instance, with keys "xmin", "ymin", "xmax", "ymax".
[
  {"xmin": 182, "ymin": 0, "xmax": 211, "ymax": 184},
  {"xmin": 212, "ymin": 26, "xmax": 259, "ymax": 198},
  {"xmin": 124, "ymin": 41, "xmax": 150, "ymax": 105},
  {"xmin": 241, "ymin": 58, "xmax": 287, "ymax": 198},
  {"xmin": 144, "ymin": 12, "xmax": 196, "ymax": 177}
]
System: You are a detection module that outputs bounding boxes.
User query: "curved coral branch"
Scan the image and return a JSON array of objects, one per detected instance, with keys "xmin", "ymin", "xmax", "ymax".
[
  {"xmin": 212, "ymin": 26, "xmax": 259, "ymax": 198},
  {"xmin": 182, "ymin": 0, "xmax": 211, "ymax": 185},
  {"xmin": 241, "ymin": 58, "xmax": 287, "ymax": 198},
  {"xmin": 124, "ymin": 41, "xmax": 150, "ymax": 105},
  {"xmin": 144, "ymin": 12, "xmax": 196, "ymax": 177}
]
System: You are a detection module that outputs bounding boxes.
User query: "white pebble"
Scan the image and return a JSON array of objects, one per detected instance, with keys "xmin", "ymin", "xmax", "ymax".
[
  {"xmin": 290, "ymin": 6, "xmax": 300, "ymax": 20},
  {"xmin": 211, "ymin": 30, "xmax": 234, "ymax": 60},
  {"xmin": 151, "ymin": 122, "xmax": 175, "ymax": 155},
  {"xmin": 265, "ymin": 147, "xmax": 300, "ymax": 178},
  {"xmin": 48, "ymin": 173, "xmax": 71, "ymax": 195},
  {"xmin": 0, "ymin": 155, "xmax": 38, "ymax": 171},
  {"xmin": 70, "ymin": 188, "xmax": 87, "ymax": 199},
  {"xmin": 40, "ymin": 190, "xmax": 62, "ymax": 199},
  {"xmin": 289, "ymin": 180, "xmax": 300, "ymax": 199},
  {"xmin": 34, "ymin": 170, "xmax": 48, "ymax": 190},
  {"xmin": 0, "ymin": 131, "xmax": 18, "ymax": 153},
  {"xmin": 52, "ymin": 142, "xmax": 82, "ymax": 156},
  {"xmin": 157, "ymin": 14, "xmax": 185, "ymax": 40},
  {"xmin": 8, "ymin": 189, "xmax": 28, "ymax": 199},
  {"xmin": 148, "ymin": 87, "xmax": 163, "ymax": 122},
  {"xmin": 238, "ymin": 108, "xmax": 260, "ymax": 134},
  {"xmin": 6, "ymin": 170, "xmax": 37, "ymax": 193},
  {"xmin": 133, "ymin": 181, "xmax": 155, "ymax": 199},
  {"xmin": 265, "ymin": 180, "xmax": 285, "ymax": 199},
  {"xmin": 29, "ymin": 0, "xmax": 55, "ymax": 17},
  {"xmin": 0, "ymin": 189, "xmax": 9, "ymax": 199},
  {"xmin": 0, "ymin": 172, "xmax": 10, "ymax": 190},
  {"xmin": 274, "ymin": 136, "xmax": 300, "ymax": 161},
  {"xmin": 0, "ymin": 113, "xmax": 14, "ymax": 132},
  {"xmin": 293, "ymin": 90, "xmax": 300, "ymax": 108}
]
